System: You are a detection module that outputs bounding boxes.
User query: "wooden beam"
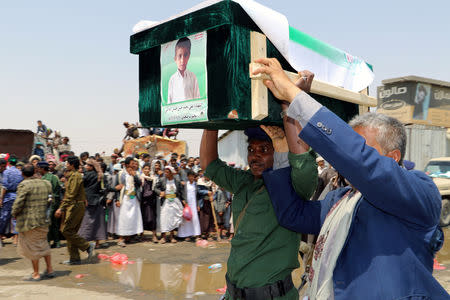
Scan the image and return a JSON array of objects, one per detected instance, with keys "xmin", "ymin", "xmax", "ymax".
[
  {"xmin": 249, "ymin": 62, "xmax": 377, "ymax": 107},
  {"xmin": 358, "ymin": 88, "xmax": 371, "ymax": 115},
  {"xmin": 250, "ymin": 32, "xmax": 268, "ymax": 120}
]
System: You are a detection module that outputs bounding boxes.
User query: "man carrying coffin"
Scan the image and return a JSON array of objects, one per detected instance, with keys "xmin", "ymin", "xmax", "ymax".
[
  {"xmin": 255, "ymin": 58, "xmax": 449, "ymax": 299},
  {"xmin": 200, "ymin": 73, "xmax": 318, "ymax": 299}
]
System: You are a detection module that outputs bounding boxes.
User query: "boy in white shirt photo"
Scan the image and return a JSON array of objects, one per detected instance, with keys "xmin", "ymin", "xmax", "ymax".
[{"xmin": 167, "ymin": 37, "xmax": 201, "ymax": 104}]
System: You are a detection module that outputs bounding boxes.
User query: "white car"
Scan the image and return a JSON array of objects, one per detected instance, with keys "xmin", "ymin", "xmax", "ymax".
[{"xmin": 424, "ymin": 157, "xmax": 450, "ymax": 227}]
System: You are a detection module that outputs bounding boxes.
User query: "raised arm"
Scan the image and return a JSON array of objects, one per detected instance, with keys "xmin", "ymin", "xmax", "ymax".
[
  {"xmin": 263, "ymin": 167, "xmax": 325, "ymax": 234},
  {"xmin": 253, "ymin": 57, "xmax": 441, "ymax": 227},
  {"xmin": 200, "ymin": 130, "xmax": 218, "ymax": 170}
]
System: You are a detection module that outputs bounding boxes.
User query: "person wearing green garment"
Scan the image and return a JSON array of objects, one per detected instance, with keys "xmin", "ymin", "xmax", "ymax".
[
  {"xmin": 36, "ymin": 161, "xmax": 62, "ymax": 248},
  {"xmin": 200, "ymin": 72, "xmax": 317, "ymax": 299}
]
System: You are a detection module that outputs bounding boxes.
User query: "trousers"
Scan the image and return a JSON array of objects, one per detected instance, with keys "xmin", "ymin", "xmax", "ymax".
[
  {"xmin": 61, "ymin": 201, "xmax": 89, "ymax": 260},
  {"xmin": 0, "ymin": 201, "xmax": 14, "ymax": 234}
]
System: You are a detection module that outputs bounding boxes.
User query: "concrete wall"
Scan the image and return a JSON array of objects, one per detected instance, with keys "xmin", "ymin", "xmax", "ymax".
[
  {"xmin": 404, "ymin": 124, "xmax": 448, "ymax": 171},
  {"xmin": 217, "ymin": 130, "xmax": 248, "ymax": 169}
]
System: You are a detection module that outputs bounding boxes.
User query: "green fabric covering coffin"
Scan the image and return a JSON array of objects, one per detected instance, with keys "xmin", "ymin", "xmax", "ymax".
[{"xmin": 130, "ymin": 1, "xmax": 359, "ymax": 129}]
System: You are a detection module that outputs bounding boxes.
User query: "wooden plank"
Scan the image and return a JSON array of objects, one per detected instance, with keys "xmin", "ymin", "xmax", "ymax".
[
  {"xmin": 249, "ymin": 62, "xmax": 377, "ymax": 107},
  {"xmin": 250, "ymin": 32, "xmax": 268, "ymax": 120},
  {"xmin": 358, "ymin": 88, "xmax": 370, "ymax": 115}
]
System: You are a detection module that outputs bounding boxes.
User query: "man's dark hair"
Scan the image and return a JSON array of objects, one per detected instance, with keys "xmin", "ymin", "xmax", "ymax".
[
  {"xmin": 134, "ymin": 153, "xmax": 140, "ymax": 159},
  {"xmin": 181, "ymin": 158, "xmax": 188, "ymax": 163},
  {"xmin": 125, "ymin": 157, "xmax": 134, "ymax": 166},
  {"xmin": 175, "ymin": 37, "xmax": 191, "ymax": 54},
  {"xmin": 143, "ymin": 162, "xmax": 151, "ymax": 169},
  {"xmin": 171, "ymin": 152, "xmax": 178, "ymax": 157},
  {"xmin": 8, "ymin": 155, "xmax": 18, "ymax": 166},
  {"xmin": 37, "ymin": 120, "xmax": 42, "ymax": 123},
  {"xmin": 142, "ymin": 153, "xmax": 150, "ymax": 159},
  {"xmin": 187, "ymin": 170, "xmax": 196, "ymax": 177},
  {"xmin": 67, "ymin": 156, "xmax": 80, "ymax": 169},
  {"xmin": 80, "ymin": 152, "xmax": 89, "ymax": 159},
  {"xmin": 100, "ymin": 162, "xmax": 107, "ymax": 173},
  {"xmin": 22, "ymin": 164, "xmax": 35, "ymax": 177},
  {"xmin": 0, "ymin": 158, "xmax": 6, "ymax": 166},
  {"xmin": 68, "ymin": 151, "xmax": 75, "ymax": 156}
]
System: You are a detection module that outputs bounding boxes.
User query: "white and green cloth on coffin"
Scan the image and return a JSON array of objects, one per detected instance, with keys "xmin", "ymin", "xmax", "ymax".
[{"xmin": 133, "ymin": 0, "xmax": 374, "ymax": 92}]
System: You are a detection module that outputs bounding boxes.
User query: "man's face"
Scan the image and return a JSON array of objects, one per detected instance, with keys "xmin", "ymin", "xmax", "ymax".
[
  {"xmin": 63, "ymin": 138, "xmax": 69, "ymax": 144},
  {"xmin": 188, "ymin": 174, "xmax": 195, "ymax": 183},
  {"xmin": 31, "ymin": 159, "xmax": 39, "ymax": 167},
  {"xmin": 353, "ymin": 126, "xmax": 400, "ymax": 163},
  {"xmin": 142, "ymin": 165, "xmax": 151, "ymax": 176},
  {"xmin": 85, "ymin": 164, "xmax": 94, "ymax": 172},
  {"xmin": 188, "ymin": 158, "xmax": 194, "ymax": 167},
  {"xmin": 37, "ymin": 167, "xmax": 45, "ymax": 175},
  {"xmin": 174, "ymin": 47, "xmax": 190, "ymax": 73},
  {"xmin": 37, "ymin": 121, "xmax": 42, "ymax": 126},
  {"xmin": 180, "ymin": 160, "xmax": 187, "ymax": 168},
  {"xmin": 131, "ymin": 160, "xmax": 138, "ymax": 171},
  {"xmin": 111, "ymin": 157, "xmax": 117, "ymax": 164},
  {"xmin": 247, "ymin": 140, "xmax": 274, "ymax": 178},
  {"xmin": 317, "ymin": 160, "xmax": 325, "ymax": 168},
  {"xmin": 144, "ymin": 156, "xmax": 150, "ymax": 163},
  {"xmin": 49, "ymin": 162, "xmax": 56, "ymax": 171}
]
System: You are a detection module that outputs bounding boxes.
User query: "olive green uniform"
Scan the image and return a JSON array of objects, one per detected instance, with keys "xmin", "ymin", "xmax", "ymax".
[
  {"xmin": 42, "ymin": 172, "xmax": 62, "ymax": 244},
  {"xmin": 205, "ymin": 150, "xmax": 317, "ymax": 300},
  {"xmin": 59, "ymin": 171, "xmax": 90, "ymax": 261}
]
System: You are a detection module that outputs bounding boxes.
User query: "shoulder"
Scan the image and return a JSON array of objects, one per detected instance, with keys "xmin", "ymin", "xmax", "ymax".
[
  {"xmin": 17, "ymin": 179, "xmax": 29, "ymax": 189},
  {"xmin": 168, "ymin": 72, "xmax": 177, "ymax": 83},
  {"xmin": 186, "ymin": 70, "xmax": 198, "ymax": 79}
]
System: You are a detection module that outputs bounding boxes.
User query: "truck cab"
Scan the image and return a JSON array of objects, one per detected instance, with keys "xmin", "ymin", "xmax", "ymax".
[{"xmin": 424, "ymin": 157, "xmax": 450, "ymax": 226}]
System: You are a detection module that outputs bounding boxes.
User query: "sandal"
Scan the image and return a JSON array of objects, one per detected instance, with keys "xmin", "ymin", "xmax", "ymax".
[
  {"xmin": 159, "ymin": 238, "xmax": 166, "ymax": 244},
  {"xmin": 170, "ymin": 238, "xmax": 177, "ymax": 244},
  {"xmin": 23, "ymin": 274, "xmax": 41, "ymax": 282},
  {"xmin": 117, "ymin": 241, "xmax": 126, "ymax": 247},
  {"xmin": 42, "ymin": 270, "xmax": 55, "ymax": 279}
]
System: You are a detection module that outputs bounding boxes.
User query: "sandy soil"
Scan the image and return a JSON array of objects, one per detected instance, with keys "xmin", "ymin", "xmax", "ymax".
[{"xmin": 1, "ymin": 232, "xmax": 449, "ymax": 299}]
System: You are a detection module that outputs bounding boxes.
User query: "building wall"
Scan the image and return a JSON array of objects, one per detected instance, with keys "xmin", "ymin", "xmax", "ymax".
[
  {"xmin": 217, "ymin": 130, "xmax": 248, "ymax": 169},
  {"xmin": 404, "ymin": 124, "xmax": 448, "ymax": 171}
]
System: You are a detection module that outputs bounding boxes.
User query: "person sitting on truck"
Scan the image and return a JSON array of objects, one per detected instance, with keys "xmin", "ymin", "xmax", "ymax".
[{"xmin": 36, "ymin": 120, "xmax": 47, "ymax": 137}]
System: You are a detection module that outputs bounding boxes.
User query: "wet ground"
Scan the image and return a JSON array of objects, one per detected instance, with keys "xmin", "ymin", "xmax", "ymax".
[{"xmin": 0, "ymin": 229, "xmax": 449, "ymax": 299}]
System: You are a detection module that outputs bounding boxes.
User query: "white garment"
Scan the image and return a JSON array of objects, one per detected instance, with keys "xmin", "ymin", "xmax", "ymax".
[
  {"xmin": 167, "ymin": 69, "xmax": 200, "ymax": 104},
  {"xmin": 116, "ymin": 173, "xmax": 144, "ymax": 236},
  {"xmin": 160, "ymin": 179, "xmax": 183, "ymax": 232},
  {"xmin": 117, "ymin": 195, "xmax": 144, "ymax": 236},
  {"xmin": 107, "ymin": 203, "xmax": 120, "ymax": 234},
  {"xmin": 307, "ymin": 190, "xmax": 362, "ymax": 300},
  {"xmin": 178, "ymin": 182, "xmax": 201, "ymax": 237}
]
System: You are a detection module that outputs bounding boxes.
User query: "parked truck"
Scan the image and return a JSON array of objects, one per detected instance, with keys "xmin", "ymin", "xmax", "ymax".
[{"xmin": 0, "ymin": 129, "xmax": 35, "ymax": 161}]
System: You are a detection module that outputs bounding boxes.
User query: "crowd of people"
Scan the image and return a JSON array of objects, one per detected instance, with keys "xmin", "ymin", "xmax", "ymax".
[
  {"xmin": 1, "ymin": 62, "xmax": 448, "ymax": 297},
  {"xmin": 0, "ymin": 150, "xmax": 235, "ymax": 249}
]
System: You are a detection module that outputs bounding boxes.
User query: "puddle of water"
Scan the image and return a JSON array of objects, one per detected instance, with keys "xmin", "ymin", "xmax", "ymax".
[
  {"xmin": 436, "ymin": 227, "xmax": 450, "ymax": 264},
  {"xmin": 89, "ymin": 261, "xmax": 227, "ymax": 298},
  {"xmin": 88, "ymin": 254, "xmax": 305, "ymax": 298}
]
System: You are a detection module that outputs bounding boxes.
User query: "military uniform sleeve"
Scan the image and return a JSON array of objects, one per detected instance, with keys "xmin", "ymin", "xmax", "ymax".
[
  {"xmin": 11, "ymin": 182, "xmax": 27, "ymax": 217},
  {"xmin": 204, "ymin": 158, "xmax": 252, "ymax": 194},
  {"xmin": 59, "ymin": 174, "xmax": 78, "ymax": 211},
  {"xmin": 288, "ymin": 148, "xmax": 318, "ymax": 200}
]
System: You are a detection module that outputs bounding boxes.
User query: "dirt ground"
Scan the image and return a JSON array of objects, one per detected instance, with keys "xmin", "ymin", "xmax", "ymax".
[{"xmin": 1, "ymin": 230, "xmax": 449, "ymax": 300}]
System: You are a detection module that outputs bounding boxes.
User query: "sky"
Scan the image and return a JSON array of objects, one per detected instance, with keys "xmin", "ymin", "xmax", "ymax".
[{"xmin": 1, "ymin": 0, "xmax": 449, "ymax": 156}]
